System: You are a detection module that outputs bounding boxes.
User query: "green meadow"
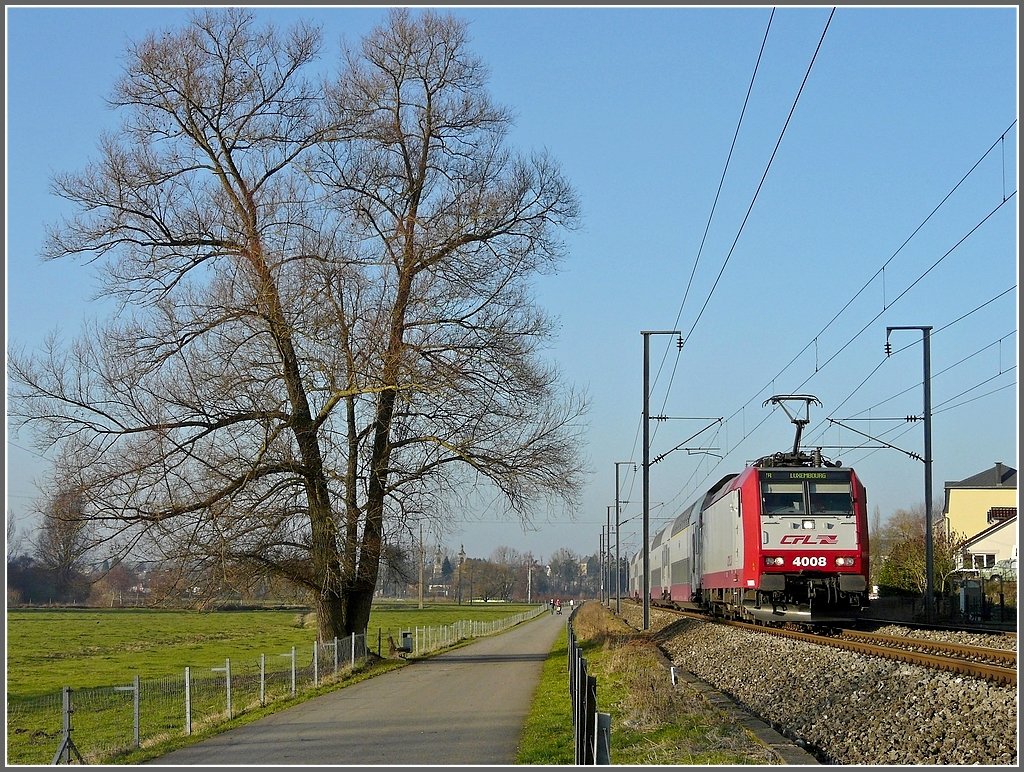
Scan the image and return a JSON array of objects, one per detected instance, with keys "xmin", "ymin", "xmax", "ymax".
[
  {"xmin": 7, "ymin": 603, "xmax": 534, "ymax": 697},
  {"xmin": 6, "ymin": 602, "xmax": 540, "ymax": 764}
]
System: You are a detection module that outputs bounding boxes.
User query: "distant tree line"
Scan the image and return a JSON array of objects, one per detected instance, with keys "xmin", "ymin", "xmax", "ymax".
[
  {"xmin": 7, "ymin": 502, "xmax": 613, "ymax": 608},
  {"xmin": 17, "ymin": 487, "xmax": 991, "ymax": 611}
]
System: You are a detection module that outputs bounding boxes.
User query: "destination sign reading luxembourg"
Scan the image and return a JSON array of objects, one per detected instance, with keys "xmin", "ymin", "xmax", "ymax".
[{"xmin": 760, "ymin": 470, "xmax": 851, "ymax": 482}]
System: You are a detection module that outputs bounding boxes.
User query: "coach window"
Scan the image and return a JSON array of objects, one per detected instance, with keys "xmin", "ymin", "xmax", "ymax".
[
  {"xmin": 761, "ymin": 482, "xmax": 805, "ymax": 514},
  {"xmin": 809, "ymin": 482, "xmax": 853, "ymax": 515}
]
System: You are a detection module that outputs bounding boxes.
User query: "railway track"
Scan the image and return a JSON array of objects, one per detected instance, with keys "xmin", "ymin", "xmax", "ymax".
[
  {"xmin": 837, "ymin": 628, "xmax": 1016, "ymax": 666},
  {"xmin": 748, "ymin": 623, "xmax": 1017, "ymax": 686},
  {"xmin": 652, "ymin": 604, "xmax": 1017, "ymax": 685}
]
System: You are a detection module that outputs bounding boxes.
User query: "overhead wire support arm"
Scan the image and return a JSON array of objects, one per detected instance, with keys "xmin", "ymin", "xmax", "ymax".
[
  {"xmin": 685, "ymin": 448, "xmax": 723, "ymax": 459},
  {"xmin": 651, "ymin": 419, "xmax": 723, "ymax": 464},
  {"xmin": 650, "ymin": 415, "xmax": 720, "ymax": 421},
  {"xmin": 654, "ymin": 447, "xmax": 722, "ymax": 464},
  {"xmin": 839, "ymin": 417, "xmax": 922, "ymax": 422},
  {"xmin": 826, "ymin": 418, "xmax": 923, "ymax": 462}
]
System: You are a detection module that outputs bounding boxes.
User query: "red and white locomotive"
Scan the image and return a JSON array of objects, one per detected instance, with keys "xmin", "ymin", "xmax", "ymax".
[{"xmin": 629, "ymin": 395, "xmax": 870, "ymax": 626}]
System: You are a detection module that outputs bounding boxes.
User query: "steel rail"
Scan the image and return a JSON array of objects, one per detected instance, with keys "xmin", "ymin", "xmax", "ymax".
[
  {"xmin": 646, "ymin": 605, "xmax": 1016, "ymax": 686},
  {"xmin": 837, "ymin": 629, "xmax": 1017, "ymax": 666},
  {"xmin": 729, "ymin": 620, "xmax": 1017, "ymax": 686}
]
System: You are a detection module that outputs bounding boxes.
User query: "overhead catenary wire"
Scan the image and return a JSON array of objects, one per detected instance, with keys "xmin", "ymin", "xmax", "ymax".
[
  {"xmin": 799, "ymin": 314, "xmax": 1017, "ymax": 450},
  {"xmin": 634, "ymin": 7, "xmax": 840, "ymax": 530},
  {"xmin": 932, "ymin": 381, "xmax": 1016, "ymax": 416},
  {"xmin": 731, "ymin": 189, "xmax": 1017, "ymax": 441},
  {"xmin": 674, "ymin": 156, "xmax": 1017, "ymax": 505},
  {"xmin": 654, "ymin": 7, "xmax": 776, "ymax": 384},
  {"xmin": 676, "ymin": 8, "xmax": 837, "ymax": 354},
  {"xmin": 829, "ymin": 327, "xmax": 1016, "ymax": 421},
  {"xmin": 650, "ymin": 7, "xmax": 835, "ymax": 450},
  {"xmin": 621, "ymin": 12, "xmax": 1014, "ymax": 545},
  {"xmin": 660, "ymin": 268, "xmax": 1016, "ymax": 517}
]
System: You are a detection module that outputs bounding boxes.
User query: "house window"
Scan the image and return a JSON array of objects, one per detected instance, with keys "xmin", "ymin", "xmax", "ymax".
[{"xmin": 969, "ymin": 553, "xmax": 997, "ymax": 569}]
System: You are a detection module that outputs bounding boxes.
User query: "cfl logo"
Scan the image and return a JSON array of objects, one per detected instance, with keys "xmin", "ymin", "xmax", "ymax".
[{"xmin": 780, "ymin": 535, "xmax": 839, "ymax": 545}]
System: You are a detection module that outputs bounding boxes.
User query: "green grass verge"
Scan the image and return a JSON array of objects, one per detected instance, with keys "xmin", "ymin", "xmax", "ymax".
[
  {"xmin": 9, "ymin": 601, "xmax": 782, "ymax": 766},
  {"xmin": 514, "ymin": 624, "xmax": 574, "ymax": 764},
  {"xmin": 515, "ymin": 601, "xmax": 783, "ymax": 765}
]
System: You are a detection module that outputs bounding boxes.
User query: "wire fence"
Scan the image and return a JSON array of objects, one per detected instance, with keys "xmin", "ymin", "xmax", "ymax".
[{"xmin": 9, "ymin": 606, "xmax": 547, "ymax": 765}]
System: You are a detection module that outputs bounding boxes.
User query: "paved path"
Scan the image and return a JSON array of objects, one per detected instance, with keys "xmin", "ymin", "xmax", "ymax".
[{"xmin": 149, "ymin": 611, "xmax": 567, "ymax": 766}]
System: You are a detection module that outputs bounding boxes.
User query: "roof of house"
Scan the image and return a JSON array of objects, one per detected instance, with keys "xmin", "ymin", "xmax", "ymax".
[
  {"xmin": 945, "ymin": 462, "xmax": 1017, "ymax": 490},
  {"xmin": 961, "ymin": 514, "xmax": 1018, "ymax": 549}
]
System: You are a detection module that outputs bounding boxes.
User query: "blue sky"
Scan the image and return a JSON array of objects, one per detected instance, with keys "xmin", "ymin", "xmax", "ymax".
[{"xmin": 5, "ymin": 4, "xmax": 1019, "ymax": 567}]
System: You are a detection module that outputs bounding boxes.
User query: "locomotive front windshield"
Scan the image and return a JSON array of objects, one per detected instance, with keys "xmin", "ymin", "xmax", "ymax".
[
  {"xmin": 762, "ymin": 482, "xmax": 805, "ymax": 514},
  {"xmin": 809, "ymin": 482, "xmax": 854, "ymax": 515},
  {"xmin": 759, "ymin": 471, "xmax": 855, "ymax": 516}
]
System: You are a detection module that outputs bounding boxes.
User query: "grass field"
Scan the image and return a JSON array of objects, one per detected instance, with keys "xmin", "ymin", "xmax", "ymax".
[
  {"xmin": 7, "ymin": 602, "xmax": 535, "ymax": 697},
  {"xmin": 6, "ymin": 602, "xmax": 540, "ymax": 764}
]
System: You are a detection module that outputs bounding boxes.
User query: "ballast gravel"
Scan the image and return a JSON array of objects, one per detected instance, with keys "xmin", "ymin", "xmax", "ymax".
[{"xmin": 620, "ymin": 606, "xmax": 1017, "ymax": 765}]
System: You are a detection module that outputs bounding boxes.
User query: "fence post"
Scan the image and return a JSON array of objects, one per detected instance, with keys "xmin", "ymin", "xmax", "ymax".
[
  {"xmin": 260, "ymin": 654, "xmax": 266, "ymax": 706},
  {"xmin": 584, "ymin": 674, "xmax": 598, "ymax": 764},
  {"xmin": 573, "ymin": 656, "xmax": 587, "ymax": 764},
  {"xmin": 211, "ymin": 658, "xmax": 232, "ymax": 719},
  {"xmin": 113, "ymin": 675, "xmax": 140, "ymax": 749},
  {"xmin": 279, "ymin": 647, "xmax": 296, "ymax": 697},
  {"xmin": 132, "ymin": 671, "xmax": 140, "ymax": 745},
  {"xmin": 51, "ymin": 687, "xmax": 84, "ymax": 764},
  {"xmin": 334, "ymin": 636, "xmax": 339, "ymax": 675},
  {"xmin": 313, "ymin": 641, "xmax": 319, "ymax": 688},
  {"xmin": 184, "ymin": 667, "xmax": 191, "ymax": 736},
  {"xmin": 595, "ymin": 711, "xmax": 611, "ymax": 764},
  {"xmin": 133, "ymin": 675, "xmax": 141, "ymax": 748}
]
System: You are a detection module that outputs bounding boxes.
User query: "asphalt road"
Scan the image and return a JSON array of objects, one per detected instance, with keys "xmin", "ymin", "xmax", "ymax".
[{"xmin": 147, "ymin": 610, "xmax": 567, "ymax": 766}]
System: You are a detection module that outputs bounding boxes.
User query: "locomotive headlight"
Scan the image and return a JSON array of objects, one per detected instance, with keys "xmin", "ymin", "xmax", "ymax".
[
  {"xmin": 801, "ymin": 520, "xmax": 815, "ymax": 530},
  {"xmin": 835, "ymin": 557, "xmax": 854, "ymax": 567},
  {"xmin": 764, "ymin": 556, "xmax": 784, "ymax": 566}
]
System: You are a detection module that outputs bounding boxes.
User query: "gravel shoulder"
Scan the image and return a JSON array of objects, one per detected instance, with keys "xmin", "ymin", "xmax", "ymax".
[{"xmin": 618, "ymin": 603, "xmax": 1017, "ymax": 765}]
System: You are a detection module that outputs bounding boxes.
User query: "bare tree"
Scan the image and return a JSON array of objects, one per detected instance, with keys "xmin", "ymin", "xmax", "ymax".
[
  {"xmin": 310, "ymin": 7, "xmax": 587, "ymax": 633},
  {"xmin": 9, "ymin": 8, "xmax": 587, "ymax": 640},
  {"xmin": 87, "ymin": 560, "xmax": 139, "ymax": 607},
  {"xmin": 490, "ymin": 545, "xmax": 524, "ymax": 567},
  {"xmin": 6, "ymin": 511, "xmax": 26, "ymax": 562},
  {"xmin": 875, "ymin": 504, "xmax": 965, "ymax": 597},
  {"xmin": 549, "ymin": 547, "xmax": 582, "ymax": 596},
  {"xmin": 33, "ymin": 484, "xmax": 93, "ymax": 601}
]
